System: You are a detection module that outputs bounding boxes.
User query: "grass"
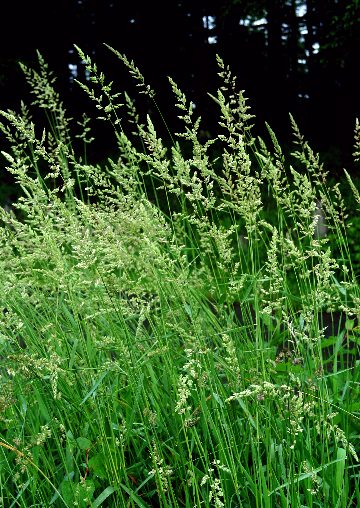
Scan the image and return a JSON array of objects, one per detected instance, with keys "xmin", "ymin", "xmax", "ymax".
[{"xmin": 0, "ymin": 48, "xmax": 359, "ymax": 507}]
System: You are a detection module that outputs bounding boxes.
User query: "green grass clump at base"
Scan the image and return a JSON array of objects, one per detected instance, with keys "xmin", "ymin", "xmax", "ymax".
[{"xmin": 0, "ymin": 48, "xmax": 359, "ymax": 507}]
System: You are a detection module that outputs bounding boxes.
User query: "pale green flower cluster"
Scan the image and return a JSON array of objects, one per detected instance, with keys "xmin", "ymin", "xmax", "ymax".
[
  {"xmin": 226, "ymin": 376, "xmax": 317, "ymax": 449},
  {"xmin": 175, "ymin": 348, "xmax": 203, "ymax": 416},
  {"xmin": 200, "ymin": 459, "xmax": 230, "ymax": 508},
  {"xmin": 148, "ymin": 441, "xmax": 173, "ymax": 494}
]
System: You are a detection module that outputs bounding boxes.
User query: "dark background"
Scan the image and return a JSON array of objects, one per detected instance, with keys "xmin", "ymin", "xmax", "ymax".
[{"xmin": 0, "ymin": 0, "xmax": 359, "ymax": 172}]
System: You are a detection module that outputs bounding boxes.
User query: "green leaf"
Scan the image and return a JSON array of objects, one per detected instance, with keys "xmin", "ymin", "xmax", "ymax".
[
  {"xmin": 119, "ymin": 483, "xmax": 151, "ymax": 508},
  {"xmin": 92, "ymin": 486, "xmax": 117, "ymax": 507},
  {"xmin": 184, "ymin": 303, "xmax": 192, "ymax": 318},
  {"xmin": 9, "ymin": 480, "xmax": 30, "ymax": 508},
  {"xmin": 335, "ymin": 448, "xmax": 347, "ymax": 493},
  {"xmin": 331, "ymin": 275, "xmax": 347, "ymax": 296},
  {"xmin": 88, "ymin": 453, "xmax": 108, "ymax": 479},
  {"xmin": 76, "ymin": 437, "xmax": 92, "ymax": 450},
  {"xmin": 345, "ymin": 319, "xmax": 355, "ymax": 331},
  {"xmin": 212, "ymin": 392, "xmax": 224, "ymax": 407},
  {"xmin": 49, "ymin": 473, "xmax": 74, "ymax": 505},
  {"xmin": 61, "ymin": 480, "xmax": 74, "ymax": 505},
  {"xmin": 80, "ymin": 371, "xmax": 108, "ymax": 405},
  {"xmin": 269, "ymin": 457, "xmax": 346, "ymax": 495}
]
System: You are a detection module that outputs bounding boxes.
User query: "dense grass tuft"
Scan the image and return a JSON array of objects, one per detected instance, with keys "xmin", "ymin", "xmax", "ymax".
[{"xmin": 0, "ymin": 49, "xmax": 359, "ymax": 507}]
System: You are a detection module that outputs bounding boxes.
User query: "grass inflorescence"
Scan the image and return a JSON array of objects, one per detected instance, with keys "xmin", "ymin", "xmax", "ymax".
[{"xmin": 0, "ymin": 48, "xmax": 359, "ymax": 507}]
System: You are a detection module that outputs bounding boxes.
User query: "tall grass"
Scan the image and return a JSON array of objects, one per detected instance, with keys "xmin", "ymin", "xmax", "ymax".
[{"xmin": 0, "ymin": 48, "xmax": 359, "ymax": 507}]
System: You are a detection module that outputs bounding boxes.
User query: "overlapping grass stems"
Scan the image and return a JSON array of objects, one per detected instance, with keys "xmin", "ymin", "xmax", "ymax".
[{"xmin": 0, "ymin": 47, "xmax": 359, "ymax": 507}]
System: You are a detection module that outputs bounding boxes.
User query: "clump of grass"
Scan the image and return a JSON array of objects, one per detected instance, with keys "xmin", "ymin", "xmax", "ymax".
[{"xmin": 0, "ymin": 48, "xmax": 359, "ymax": 507}]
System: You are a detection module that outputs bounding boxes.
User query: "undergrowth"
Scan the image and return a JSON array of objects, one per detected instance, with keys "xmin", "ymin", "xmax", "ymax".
[{"xmin": 0, "ymin": 48, "xmax": 359, "ymax": 507}]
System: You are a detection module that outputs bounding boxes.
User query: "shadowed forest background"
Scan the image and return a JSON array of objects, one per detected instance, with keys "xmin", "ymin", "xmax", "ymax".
[{"xmin": 0, "ymin": 0, "xmax": 359, "ymax": 176}]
